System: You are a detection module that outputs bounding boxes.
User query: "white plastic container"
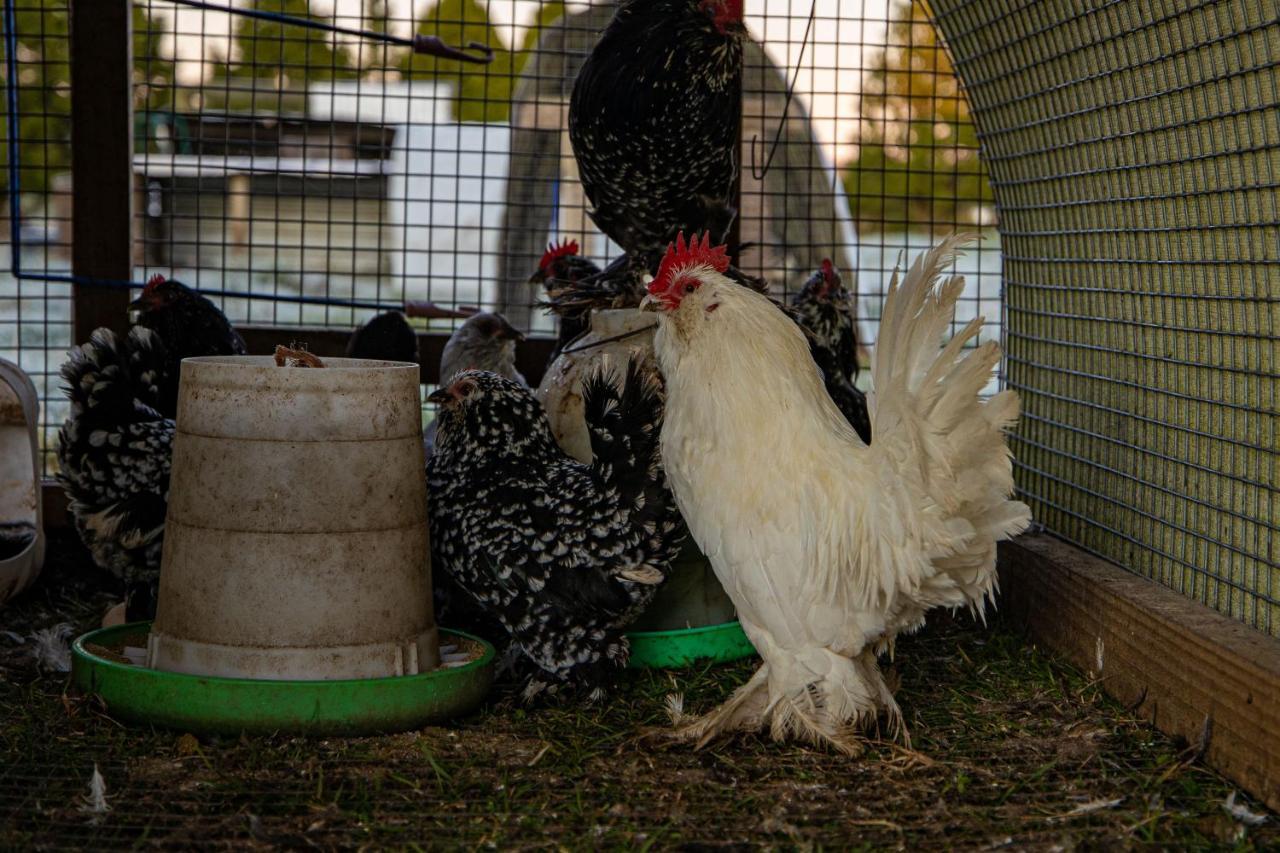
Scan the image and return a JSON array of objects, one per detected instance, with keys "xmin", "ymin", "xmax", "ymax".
[{"xmin": 146, "ymin": 356, "xmax": 440, "ymax": 680}]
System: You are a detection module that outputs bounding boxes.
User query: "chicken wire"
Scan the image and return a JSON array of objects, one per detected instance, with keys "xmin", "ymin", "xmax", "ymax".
[
  {"xmin": 1, "ymin": 0, "xmax": 1001, "ymax": 474},
  {"xmin": 930, "ymin": 0, "xmax": 1279, "ymax": 636}
]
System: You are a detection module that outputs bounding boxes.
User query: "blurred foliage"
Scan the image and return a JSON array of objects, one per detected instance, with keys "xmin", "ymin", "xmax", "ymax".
[
  {"xmin": 0, "ymin": 0, "xmax": 70, "ymax": 195},
  {"xmin": 399, "ymin": 0, "xmax": 565, "ymax": 122},
  {"xmin": 842, "ymin": 0, "xmax": 994, "ymax": 232},
  {"xmin": 1, "ymin": 0, "xmax": 570, "ymax": 197}
]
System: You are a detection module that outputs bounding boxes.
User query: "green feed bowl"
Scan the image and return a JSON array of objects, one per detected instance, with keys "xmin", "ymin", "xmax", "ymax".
[
  {"xmin": 626, "ymin": 620, "xmax": 757, "ymax": 669},
  {"xmin": 72, "ymin": 623, "xmax": 495, "ymax": 736}
]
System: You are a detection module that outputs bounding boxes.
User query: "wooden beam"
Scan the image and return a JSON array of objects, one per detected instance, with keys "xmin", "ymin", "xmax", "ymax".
[
  {"xmin": 999, "ymin": 534, "xmax": 1280, "ymax": 811},
  {"xmin": 69, "ymin": 0, "xmax": 134, "ymax": 341}
]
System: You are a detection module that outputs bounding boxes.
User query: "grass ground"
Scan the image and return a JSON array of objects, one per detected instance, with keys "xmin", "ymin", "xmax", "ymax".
[{"xmin": 1, "ymin": 534, "xmax": 1275, "ymax": 850}]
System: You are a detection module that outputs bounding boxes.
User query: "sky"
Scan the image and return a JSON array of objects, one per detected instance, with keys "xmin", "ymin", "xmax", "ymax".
[{"xmin": 157, "ymin": 0, "xmax": 897, "ymax": 165}]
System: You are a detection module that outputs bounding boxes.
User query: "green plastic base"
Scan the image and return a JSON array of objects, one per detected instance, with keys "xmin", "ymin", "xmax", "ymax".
[
  {"xmin": 626, "ymin": 620, "xmax": 757, "ymax": 669},
  {"xmin": 71, "ymin": 623, "xmax": 494, "ymax": 736}
]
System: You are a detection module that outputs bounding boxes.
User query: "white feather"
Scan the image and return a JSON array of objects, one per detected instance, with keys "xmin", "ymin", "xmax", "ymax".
[
  {"xmin": 653, "ymin": 235, "xmax": 1031, "ymax": 751},
  {"xmin": 80, "ymin": 764, "xmax": 110, "ymax": 823}
]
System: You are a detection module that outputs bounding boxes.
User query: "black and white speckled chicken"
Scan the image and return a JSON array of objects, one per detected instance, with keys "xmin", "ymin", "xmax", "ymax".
[
  {"xmin": 569, "ymin": 0, "xmax": 744, "ymax": 266},
  {"xmin": 426, "ymin": 358, "xmax": 683, "ymax": 699},
  {"xmin": 529, "ymin": 240, "xmax": 602, "ymax": 360},
  {"xmin": 790, "ymin": 260, "xmax": 871, "ymax": 443},
  {"xmin": 57, "ymin": 275, "xmax": 246, "ymax": 620}
]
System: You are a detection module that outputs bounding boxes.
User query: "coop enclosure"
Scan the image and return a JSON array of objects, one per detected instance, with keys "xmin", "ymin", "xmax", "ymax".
[{"xmin": 2, "ymin": 0, "xmax": 1277, "ymax": 810}]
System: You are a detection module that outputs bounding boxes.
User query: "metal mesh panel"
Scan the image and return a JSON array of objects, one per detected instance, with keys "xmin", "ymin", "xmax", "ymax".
[
  {"xmin": 4, "ymin": 0, "xmax": 1000, "ymax": 478},
  {"xmin": 931, "ymin": 0, "xmax": 1280, "ymax": 635},
  {"xmin": 0, "ymin": 0, "xmax": 73, "ymax": 475}
]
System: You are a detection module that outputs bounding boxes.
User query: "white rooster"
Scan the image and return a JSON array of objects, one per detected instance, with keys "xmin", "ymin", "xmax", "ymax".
[{"xmin": 641, "ymin": 232, "xmax": 1031, "ymax": 753}]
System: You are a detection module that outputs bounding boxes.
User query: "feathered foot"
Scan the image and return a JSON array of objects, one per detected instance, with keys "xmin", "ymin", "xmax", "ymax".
[{"xmin": 669, "ymin": 663, "xmax": 771, "ymax": 749}]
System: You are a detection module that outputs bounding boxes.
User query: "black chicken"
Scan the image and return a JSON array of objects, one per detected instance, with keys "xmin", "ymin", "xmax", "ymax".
[
  {"xmin": 569, "ymin": 0, "xmax": 744, "ymax": 267},
  {"xmin": 426, "ymin": 358, "xmax": 683, "ymax": 699},
  {"xmin": 530, "ymin": 239, "xmax": 602, "ymax": 360},
  {"xmin": 57, "ymin": 275, "xmax": 246, "ymax": 620},
  {"xmin": 128, "ymin": 275, "xmax": 247, "ymax": 415},
  {"xmin": 790, "ymin": 260, "xmax": 871, "ymax": 444},
  {"xmin": 346, "ymin": 311, "xmax": 420, "ymax": 363}
]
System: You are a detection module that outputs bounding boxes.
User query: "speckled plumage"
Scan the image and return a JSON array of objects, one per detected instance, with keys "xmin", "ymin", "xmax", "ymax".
[
  {"xmin": 426, "ymin": 360, "xmax": 683, "ymax": 697},
  {"xmin": 57, "ymin": 327, "xmax": 174, "ymax": 619},
  {"xmin": 58, "ymin": 277, "xmax": 245, "ymax": 619},
  {"xmin": 569, "ymin": 0, "xmax": 743, "ymax": 258},
  {"xmin": 790, "ymin": 262, "xmax": 871, "ymax": 444}
]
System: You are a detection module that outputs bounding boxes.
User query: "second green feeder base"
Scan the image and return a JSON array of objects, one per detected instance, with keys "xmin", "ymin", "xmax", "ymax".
[{"xmin": 626, "ymin": 620, "xmax": 757, "ymax": 669}]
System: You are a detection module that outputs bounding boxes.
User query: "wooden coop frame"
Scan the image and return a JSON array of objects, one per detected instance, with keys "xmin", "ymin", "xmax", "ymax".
[{"xmin": 41, "ymin": 0, "xmax": 1280, "ymax": 812}]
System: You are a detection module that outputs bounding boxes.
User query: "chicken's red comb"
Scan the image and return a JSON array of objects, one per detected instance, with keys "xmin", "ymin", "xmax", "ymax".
[
  {"xmin": 539, "ymin": 239, "xmax": 579, "ymax": 271},
  {"xmin": 820, "ymin": 259, "xmax": 835, "ymax": 280},
  {"xmin": 144, "ymin": 273, "xmax": 167, "ymax": 291},
  {"xmin": 649, "ymin": 232, "xmax": 730, "ymax": 296}
]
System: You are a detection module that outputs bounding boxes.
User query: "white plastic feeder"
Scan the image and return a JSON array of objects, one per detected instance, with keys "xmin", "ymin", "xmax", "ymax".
[{"xmin": 146, "ymin": 356, "xmax": 440, "ymax": 680}]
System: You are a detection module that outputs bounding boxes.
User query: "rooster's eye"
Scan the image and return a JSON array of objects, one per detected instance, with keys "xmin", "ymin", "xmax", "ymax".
[{"xmin": 684, "ymin": 282, "xmax": 698, "ymax": 294}]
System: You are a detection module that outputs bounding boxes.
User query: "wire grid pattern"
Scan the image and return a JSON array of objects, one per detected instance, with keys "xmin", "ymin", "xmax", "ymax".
[
  {"xmin": 3, "ymin": 0, "xmax": 999, "ymax": 473},
  {"xmin": 932, "ymin": 0, "xmax": 1280, "ymax": 635},
  {"xmin": 0, "ymin": 0, "xmax": 73, "ymax": 476}
]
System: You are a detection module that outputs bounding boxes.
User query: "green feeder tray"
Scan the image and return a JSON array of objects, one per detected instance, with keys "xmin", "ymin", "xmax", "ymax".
[
  {"xmin": 626, "ymin": 620, "xmax": 757, "ymax": 669},
  {"xmin": 72, "ymin": 623, "xmax": 495, "ymax": 737}
]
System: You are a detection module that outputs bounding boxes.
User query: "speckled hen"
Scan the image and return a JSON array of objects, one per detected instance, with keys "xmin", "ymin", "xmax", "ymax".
[
  {"xmin": 569, "ymin": 0, "xmax": 744, "ymax": 265},
  {"xmin": 426, "ymin": 360, "xmax": 683, "ymax": 698},
  {"xmin": 790, "ymin": 260, "xmax": 871, "ymax": 444},
  {"xmin": 57, "ymin": 275, "xmax": 245, "ymax": 619}
]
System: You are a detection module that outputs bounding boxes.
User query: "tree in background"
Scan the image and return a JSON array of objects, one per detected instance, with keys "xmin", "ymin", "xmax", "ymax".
[
  {"xmin": 360, "ymin": 0, "xmax": 393, "ymax": 74},
  {"xmin": 842, "ymin": 0, "xmax": 993, "ymax": 232},
  {"xmin": 398, "ymin": 0, "xmax": 512, "ymax": 122},
  {"xmin": 0, "ymin": 0, "xmax": 70, "ymax": 196},
  {"xmin": 0, "ymin": 2, "xmax": 189, "ymax": 198},
  {"xmin": 222, "ymin": 0, "xmax": 357, "ymax": 86}
]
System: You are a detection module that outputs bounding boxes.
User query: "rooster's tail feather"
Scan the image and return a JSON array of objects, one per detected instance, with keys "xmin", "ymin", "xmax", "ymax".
[{"xmin": 867, "ymin": 235, "xmax": 1032, "ymax": 611}]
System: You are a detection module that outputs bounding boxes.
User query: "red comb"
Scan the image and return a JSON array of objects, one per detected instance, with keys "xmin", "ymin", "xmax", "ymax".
[
  {"xmin": 144, "ymin": 273, "xmax": 166, "ymax": 291},
  {"xmin": 649, "ymin": 232, "xmax": 730, "ymax": 296},
  {"xmin": 820, "ymin": 259, "xmax": 834, "ymax": 279},
  {"xmin": 539, "ymin": 239, "xmax": 579, "ymax": 271}
]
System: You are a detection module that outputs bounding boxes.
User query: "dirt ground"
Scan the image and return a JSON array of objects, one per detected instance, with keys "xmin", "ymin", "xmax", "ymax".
[{"xmin": 1, "ymin": 533, "xmax": 1275, "ymax": 850}]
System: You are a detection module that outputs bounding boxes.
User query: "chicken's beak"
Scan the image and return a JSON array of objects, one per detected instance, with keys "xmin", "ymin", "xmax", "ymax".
[
  {"xmin": 639, "ymin": 294, "xmax": 661, "ymax": 313},
  {"xmin": 495, "ymin": 317, "xmax": 526, "ymax": 342},
  {"xmin": 426, "ymin": 387, "xmax": 454, "ymax": 406}
]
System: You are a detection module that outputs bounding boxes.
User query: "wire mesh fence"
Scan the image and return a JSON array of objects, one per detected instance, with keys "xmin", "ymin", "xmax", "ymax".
[
  {"xmin": 1, "ymin": 0, "xmax": 1001, "ymax": 475},
  {"xmin": 931, "ymin": 0, "xmax": 1279, "ymax": 636}
]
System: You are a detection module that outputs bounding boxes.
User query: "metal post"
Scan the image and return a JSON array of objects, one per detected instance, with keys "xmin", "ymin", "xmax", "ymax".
[{"xmin": 70, "ymin": 0, "xmax": 133, "ymax": 341}]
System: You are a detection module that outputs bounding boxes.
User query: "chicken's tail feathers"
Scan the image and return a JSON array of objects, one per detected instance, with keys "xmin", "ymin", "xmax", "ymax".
[
  {"xmin": 59, "ymin": 327, "xmax": 166, "ymax": 425},
  {"xmin": 57, "ymin": 327, "xmax": 169, "ymax": 496},
  {"xmin": 864, "ymin": 235, "xmax": 1031, "ymax": 610},
  {"xmin": 583, "ymin": 352, "xmax": 663, "ymax": 478},
  {"xmin": 583, "ymin": 352, "xmax": 684, "ymax": 567}
]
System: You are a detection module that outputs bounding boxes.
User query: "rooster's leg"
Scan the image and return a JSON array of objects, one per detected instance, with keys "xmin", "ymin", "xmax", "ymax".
[{"xmin": 670, "ymin": 663, "xmax": 771, "ymax": 749}]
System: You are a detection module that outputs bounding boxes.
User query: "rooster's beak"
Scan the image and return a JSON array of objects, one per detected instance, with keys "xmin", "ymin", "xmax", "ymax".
[
  {"xmin": 639, "ymin": 295, "xmax": 661, "ymax": 313},
  {"xmin": 426, "ymin": 387, "xmax": 454, "ymax": 406}
]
